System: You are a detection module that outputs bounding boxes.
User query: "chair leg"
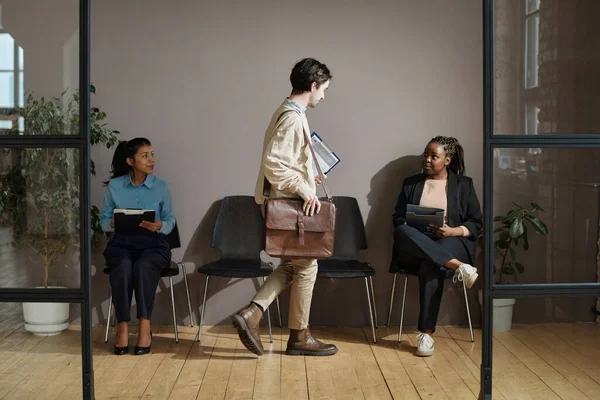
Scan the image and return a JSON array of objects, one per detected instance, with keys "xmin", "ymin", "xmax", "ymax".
[
  {"xmin": 462, "ymin": 280, "xmax": 475, "ymax": 342},
  {"xmin": 364, "ymin": 277, "xmax": 377, "ymax": 343},
  {"xmin": 169, "ymin": 277, "xmax": 179, "ymax": 344},
  {"xmin": 398, "ymin": 276, "xmax": 408, "ymax": 343},
  {"xmin": 276, "ymin": 296, "xmax": 282, "ymax": 328},
  {"xmin": 263, "ymin": 277, "xmax": 273, "ymax": 343},
  {"xmin": 196, "ymin": 275, "xmax": 210, "ymax": 342},
  {"xmin": 105, "ymin": 292, "xmax": 113, "ymax": 344},
  {"xmin": 369, "ymin": 276, "xmax": 379, "ymax": 328},
  {"xmin": 180, "ymin": 262, "xmax": 195, "ymax": 327},
  {"xmin": 387, "ymin": 274, "xmax": 397, "ymax": 327}
]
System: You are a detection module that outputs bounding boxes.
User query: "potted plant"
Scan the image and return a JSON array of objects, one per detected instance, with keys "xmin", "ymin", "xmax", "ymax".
[
  {"xmin": 477, "ymin": 203, "xmax": 549, "ymax": 332},
  {"xmin": 0, "ymin": 85, "xmax": 119, "ymax": 335}
]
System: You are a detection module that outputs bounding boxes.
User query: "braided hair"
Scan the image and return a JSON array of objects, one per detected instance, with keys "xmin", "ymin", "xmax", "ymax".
[{"xmin": 429, "ymin": 136, "xmax": 466, "ymax": 176}]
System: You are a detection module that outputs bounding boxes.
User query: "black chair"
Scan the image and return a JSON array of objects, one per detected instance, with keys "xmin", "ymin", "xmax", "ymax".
[
  {"xmin": 316, "ymin": 196, "xmax": 378, "ymax": 343},
  {"xmin": 104, "ymin": 223, "xmax": 194, "ymax": 344},
  {"xmin": 387, "ymin": 248, "xmax": 474, "ymax": 343},
  {"xmin": 195, "ymin": 196, "xmax": 280, "ymax": 343}
]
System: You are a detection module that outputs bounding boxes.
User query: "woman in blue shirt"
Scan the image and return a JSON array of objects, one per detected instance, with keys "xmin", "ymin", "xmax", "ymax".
[{"xmin": 101, "ymin": 137, "xmax": 175, "ymax": 355}]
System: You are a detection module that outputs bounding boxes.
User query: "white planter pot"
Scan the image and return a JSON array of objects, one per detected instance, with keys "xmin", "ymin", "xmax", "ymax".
[
  {"xmin": 23, "ymin": 287, "xmax": 70, "ymax": 336},
  {"xmin": 478, "ymin": 289, "xmax": 516, "ymax": 332}
]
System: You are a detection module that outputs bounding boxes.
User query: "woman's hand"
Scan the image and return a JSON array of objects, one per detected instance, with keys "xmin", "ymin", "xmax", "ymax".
[
  {"xmin": 140, "ymin": 220, "xmax": 163, "ymax": 232},
  {"xmin": 427, "ymin": 224, "xmax": 460, "ymax": 238}
]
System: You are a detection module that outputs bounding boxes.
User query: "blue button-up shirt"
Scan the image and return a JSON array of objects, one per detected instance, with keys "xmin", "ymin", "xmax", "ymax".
[
  {"xmin": 285, "ymin": 98, "xmax": 307, "ymax": 114},
  {"xmin": 100, "ymin": 174, "xmax": 175, "ymax": 235}
]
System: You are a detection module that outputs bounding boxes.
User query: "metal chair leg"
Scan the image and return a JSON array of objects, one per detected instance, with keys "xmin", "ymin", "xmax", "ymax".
[
  {"xmin": 196, "ymin": 275, "xmax": 210, "ymax": 342},
  {"xmin": 266, "ymin": 307, "xmax": 273, "ymax": 343},
  {"xmin": 387, "ymin": 274, "xmax": 397, "ymax": 327},
  {"xmin": 462, "ymin": 280, "xmax": 475, "ymax": 342},
  {"xmin": 369, "ymin": 276, "xmax": 379, "ymax": 328},
  {"xmin": 105, "ymin": 292, "xmax": 113, "ymax": 343},
  {"xmin": 263, "ymin": 277, "xmax": 273, "ymax": 343},
  {"xmin": 169, "ymin": 277, "xmax": 179, "ymax": 343},
  {"xmin": 180, "ymin": 262, "xmax": 195, "ymax": 327},
  {"xmin": 364, "ymin": 277, "xmax": 377, "ymax": 343},
  {"xmin": 276, "ymin": 296, "xmax": 282, "ymax": 328},
  {"xmin": 398, "ymin": 276, "xmax": 408, "ymax": 343}
]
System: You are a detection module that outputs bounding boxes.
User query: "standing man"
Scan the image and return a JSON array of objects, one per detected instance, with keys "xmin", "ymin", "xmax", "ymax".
[{"xmin": 232, "ymin": 58, "xmax": 337, "ymax": 357}]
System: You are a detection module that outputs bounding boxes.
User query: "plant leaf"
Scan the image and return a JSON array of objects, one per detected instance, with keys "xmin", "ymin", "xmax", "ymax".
[
  {"xmin": 531, "ymin": 202, "xmax": 545, "ymax": 212},
  {"xmin": 501, "ymin": 266, "xmax": 515, "ymax": 275},
  {"xmin": 514, "ymin": 262, "xmax": 525, "ymax": 273},
  {"xmin": 509, "ymin": 218, "xmax": 524, "ymax": 238},
  {"xmin": 525, "ymin": 215, "xmax": 549, "ymax": 236},
  {"xmin": 522, "ymin": 226, "xmax": 529, "ymax": 251},
  {"xmin": 509, "ymin": 247, "xmax": 516, "ymax": 260}
]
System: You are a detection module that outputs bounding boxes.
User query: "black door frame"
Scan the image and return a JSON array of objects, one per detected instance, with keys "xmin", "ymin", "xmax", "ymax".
[
  {"xmin": 0, "ymin": 0, "xmax": 93, "ymax": 398},
  {"xmin": 481, "ymin": 0, "xmax": 600, "ymax": 398}
]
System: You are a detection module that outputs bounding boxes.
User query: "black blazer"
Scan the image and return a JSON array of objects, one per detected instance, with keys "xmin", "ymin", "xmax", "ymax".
[{"xmin": 392, "ymin": 170, "xmax": 483, "ymax": 262}]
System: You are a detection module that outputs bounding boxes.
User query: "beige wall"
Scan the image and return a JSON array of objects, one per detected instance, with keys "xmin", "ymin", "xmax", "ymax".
[
  {"xmin": 88, "ymin": 0, "xmax": 485, "ymax": 327},
  {"xmin": 2, "ymin": 0, "xmax": 487, "ymax": 327}
]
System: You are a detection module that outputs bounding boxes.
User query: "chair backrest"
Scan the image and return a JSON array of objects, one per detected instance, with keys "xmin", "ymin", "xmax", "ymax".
[
  {"xmin": 164, "ymin": 222, "xmax": 181, "ymax": 250},
  {"xmin": 330, "ymin": 196, "xmax": 367, "ymax": 259},
  {"xmin": 211, "ymin": 196, "xmax": 264, "ymax": 259}
]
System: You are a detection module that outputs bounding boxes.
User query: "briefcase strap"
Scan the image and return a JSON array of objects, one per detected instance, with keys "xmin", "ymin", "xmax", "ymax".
[{"xmin": 262, "ymin": 110, "xmax": 333, "ymax": 202}]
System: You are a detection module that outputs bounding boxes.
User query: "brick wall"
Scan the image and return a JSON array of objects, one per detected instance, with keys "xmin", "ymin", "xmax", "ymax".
[{"xmin": 493, "ymin": 0, "xmax": 600, "ymax": 323}]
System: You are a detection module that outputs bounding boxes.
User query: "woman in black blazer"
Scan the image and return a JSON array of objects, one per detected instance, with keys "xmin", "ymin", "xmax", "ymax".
[{"xmin": 392, "ymin": 136, "xmax": 482, "ymax": 357}]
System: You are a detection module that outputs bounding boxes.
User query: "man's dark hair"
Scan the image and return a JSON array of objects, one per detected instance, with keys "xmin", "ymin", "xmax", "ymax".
[{"xmin": 290, "ymin": 58, "xmax": 332, "ymax": 95}]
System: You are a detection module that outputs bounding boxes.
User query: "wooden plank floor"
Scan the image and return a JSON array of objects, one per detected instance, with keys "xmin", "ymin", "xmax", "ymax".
[{"xmin": 0, "ymin": 319, "xmax": 599, "ymax": 399}]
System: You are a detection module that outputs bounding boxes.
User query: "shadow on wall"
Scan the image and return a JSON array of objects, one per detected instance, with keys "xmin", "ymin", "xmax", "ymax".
[
  {"xmin": 309, "ymin": 156, "xmax": 422, "ymax": 327},
  {"xmin": 362, "ymin": 155, "xmax": 481, "ymax": 329},
  {"xmin": 364, "ymin": 156, "xmax": 422, "ymax": 327}
]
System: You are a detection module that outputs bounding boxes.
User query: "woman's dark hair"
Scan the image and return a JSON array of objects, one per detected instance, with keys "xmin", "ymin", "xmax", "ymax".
[
  {"xmin": 290, "ymin": 58, "xmax": 332, "ymax": 95},
  {"xmin": 103, "ymin": 137, "xmax": 152, "ymax": 185},
  {"xmin": 429, "ymin": 136, "xmax": 466, "ymax": 176}
]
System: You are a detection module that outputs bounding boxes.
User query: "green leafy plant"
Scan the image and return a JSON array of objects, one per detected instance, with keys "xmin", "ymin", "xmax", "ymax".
[
  {"xmin": 0, "ymin": 85, "xmax": 119, "ymax": 287},
  {"xmin": 478, "ymin": 203, "xmax": 549, "ymax": 284}
]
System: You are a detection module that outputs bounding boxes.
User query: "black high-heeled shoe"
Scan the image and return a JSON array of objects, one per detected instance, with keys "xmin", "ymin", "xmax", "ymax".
[
  {"xmin": 134, "ymin": 333, "xmax": 152, "ymax": 355},
  {"xmin": 113, "ymin": 345, "xmax": 129, "ymax": 355}
]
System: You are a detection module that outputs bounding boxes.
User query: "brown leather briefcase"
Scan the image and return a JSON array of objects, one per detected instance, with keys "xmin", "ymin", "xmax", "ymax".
[{"xmin": 262, "ymin": 111, "xmax": 336, "ymax": 259}]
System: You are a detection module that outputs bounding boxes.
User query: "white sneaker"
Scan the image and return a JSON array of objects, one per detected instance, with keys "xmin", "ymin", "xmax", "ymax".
[
  {"xmin": 453, "ymin": 264, "xmax": 479, "ymax": 289},
  {"xmin": 416, "ymin": 332, "xmax": 434, "ymax": 357}
]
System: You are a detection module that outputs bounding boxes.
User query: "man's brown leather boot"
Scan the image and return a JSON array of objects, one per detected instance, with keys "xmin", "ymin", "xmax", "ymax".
[
  {"xmin": 286, "ymin": 328, "xmax": 338, "ymax": 356},
  {"xmin": 231, "ymin": 303, "xmax": 264, "ymax": 356}
]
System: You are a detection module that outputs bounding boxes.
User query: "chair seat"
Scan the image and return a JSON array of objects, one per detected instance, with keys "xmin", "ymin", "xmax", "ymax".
[
  {"xmin": 317, "ymin": 259, "xmax": 375, "ymax": 279},
  {"xmin": 103, "ymin": 261, "xmax": 180, "ymax": 277},
  {"xmin": 198, "ymin": 259, "xmax": 274, "ymax": 278},
  {"xmin": 391, "ymin": 264, "xmax": 455, "ymax": 279}
]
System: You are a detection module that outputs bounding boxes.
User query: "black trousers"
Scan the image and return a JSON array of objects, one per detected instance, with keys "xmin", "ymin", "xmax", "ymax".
[
  {"xmin": 394, "ymin": 225, "xmax": 471, "ymax": 333},
  {"xmin": 104, "ymin": 233, "xmax": 171, "ymax": 323}
]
